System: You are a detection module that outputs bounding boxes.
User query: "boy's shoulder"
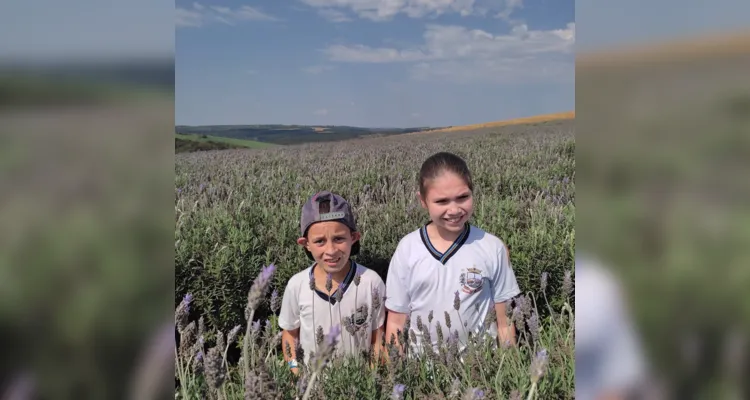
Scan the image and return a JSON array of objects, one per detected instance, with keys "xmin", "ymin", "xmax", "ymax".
[
  {"xmin": 353, "ymin": 262, "xmax": 385, "ymax": 285},
  {"xmin": 286, "ymin": 264, "xmax": 314, "ymax": 288}
]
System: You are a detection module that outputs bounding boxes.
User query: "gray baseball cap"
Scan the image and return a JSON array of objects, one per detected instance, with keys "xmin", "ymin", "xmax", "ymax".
[{"xmin": 300, "ymin": 190, "xmax": 358, "ymax": 237}]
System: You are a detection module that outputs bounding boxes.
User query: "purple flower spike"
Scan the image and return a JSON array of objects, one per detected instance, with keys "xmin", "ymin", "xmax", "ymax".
[
  {"xmin": 391, "ymin": 383, "xmax": 406, "ymax": 400},
  {"xmin": 325, "ymin": 325, "xmax": 341, "ymax": 347}
]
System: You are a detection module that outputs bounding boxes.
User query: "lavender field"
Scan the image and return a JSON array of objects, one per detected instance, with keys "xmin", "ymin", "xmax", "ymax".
[{"xmin": 174, "ymin": 119, "xmax": 575, "ymax": 399}]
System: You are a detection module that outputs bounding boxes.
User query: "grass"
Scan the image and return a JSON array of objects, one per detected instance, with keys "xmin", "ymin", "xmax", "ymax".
[
  {"xmin": 175, "ymin": 119, "xmax": 575, "ymax": 399},
  {"xmin": 176, "ymin": 133, "xmax": 276, "ymax": 150}
]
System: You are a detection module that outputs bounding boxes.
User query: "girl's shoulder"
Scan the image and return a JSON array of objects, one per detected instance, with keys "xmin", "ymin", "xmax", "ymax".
[
  {"xmin": 391, "ymin": 227, "xmax": 424, "ymax": 251},
  {"xmin": 465, "ymin": 224, "xmax": 509, "ymax": 252}
]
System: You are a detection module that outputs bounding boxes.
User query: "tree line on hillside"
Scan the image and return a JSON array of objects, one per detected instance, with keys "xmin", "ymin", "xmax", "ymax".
[{"xmin": 174, "ymin": 124, "xmax": 437, "ymax": 146}]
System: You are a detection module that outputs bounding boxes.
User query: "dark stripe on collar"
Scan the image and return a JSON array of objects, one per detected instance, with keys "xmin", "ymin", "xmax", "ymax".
[
  {"xmin": 309, "ymin": 259, "xmax": 357, "ymax": 304},
  {"xmin": 420, "ymin": 224, "xmax": 442, "ymax": 261},
  {"xmin": 419, "ymin": 222, "xmax": 471, "ymax": 265},
  {"xmin": 440, "ymin": 224, "xmax": 470, "ymax": 264}
]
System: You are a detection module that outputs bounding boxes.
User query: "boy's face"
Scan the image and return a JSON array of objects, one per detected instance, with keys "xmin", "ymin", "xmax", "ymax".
[{"xmin": 297, "ymin": 221, "xmax": 360, "ymax": 273}]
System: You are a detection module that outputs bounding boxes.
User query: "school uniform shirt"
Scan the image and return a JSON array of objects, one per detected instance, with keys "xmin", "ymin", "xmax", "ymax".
[
  {"xmin": 385, "ymin": 222, "xmax": 521, "ymax": 355},
  {"xmin": 575, "ymin": 254, "xmax": 646, "ymax": 399},
  {"xmin": 278, "ymin": 260, "xmax": 386, "ymax": 365}
]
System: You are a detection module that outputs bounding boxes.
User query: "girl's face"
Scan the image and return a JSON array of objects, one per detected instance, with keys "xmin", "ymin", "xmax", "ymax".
[{"xmin": 419, "ymin": 171, "xmax": 474, "ymax": 235}]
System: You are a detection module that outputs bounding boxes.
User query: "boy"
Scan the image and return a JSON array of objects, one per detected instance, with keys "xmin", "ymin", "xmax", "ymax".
[{"xmin": 278, "ymin": 190, "xmax": 386, "ymax": 374}]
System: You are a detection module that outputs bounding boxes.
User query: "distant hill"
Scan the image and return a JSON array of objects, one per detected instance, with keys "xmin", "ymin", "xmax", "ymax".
[
  {"xmin": 176, "ymin": 133, "xmax": 275, "ymax": 153},
  {"xmin": 175, "ymin": 111, "xmax": 576, "ymax": 147},
  {"xmin": 174, "ymin": 124, "xmax": 436, "ymax": 146}
]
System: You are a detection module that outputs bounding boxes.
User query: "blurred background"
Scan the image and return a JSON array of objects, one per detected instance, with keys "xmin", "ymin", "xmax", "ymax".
[
  {"xmin": 576, "ymin": 0, "xmax": 749, "ymax": 399},
  {"xmin": 0, "ymin": 1, "xmax": 175, "ymax": 399},
  {"xmin": 1, "ymin": 0, "xmax": 748, "ymax": 399}
]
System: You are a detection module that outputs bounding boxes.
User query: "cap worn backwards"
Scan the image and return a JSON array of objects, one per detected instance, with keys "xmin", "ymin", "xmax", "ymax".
[{"xmin": 300, "ymin": 190, "xmax": 357, "ymax": 237}]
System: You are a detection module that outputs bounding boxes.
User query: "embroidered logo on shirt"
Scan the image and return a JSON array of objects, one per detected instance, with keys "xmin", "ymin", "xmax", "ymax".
[{"xmin": 460, "ymin": 266, "xmax": 484, "ymax": 294}]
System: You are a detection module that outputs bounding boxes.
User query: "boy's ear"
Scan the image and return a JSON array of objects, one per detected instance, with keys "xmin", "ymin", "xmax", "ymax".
[
  {"xmin": 352, "ymin": 231, "xmax": 361, "ymax": 243},
  {"xmin": 297, "ymin": 237, "xmax": 308, "ymax": 247}
]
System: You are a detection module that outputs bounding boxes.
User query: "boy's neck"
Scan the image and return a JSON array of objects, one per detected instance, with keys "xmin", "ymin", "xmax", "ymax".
[{"xmin": 313, "ymin": 259, "xmax": 351, "ymax": 283}]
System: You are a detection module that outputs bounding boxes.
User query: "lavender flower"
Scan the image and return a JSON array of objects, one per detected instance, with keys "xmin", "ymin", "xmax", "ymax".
[
  {"xmin": 466, "ymin": 388, "xmax": 485, "ymax": 399},
  {"xmin": 325, "ymin": 273, "xmax": 333, "ymax": 293},
  {"xmin": 204, "ymin": 346, "xmax": 226, "ymax": 390},
  {"xmin": 270, "ymin": 289, "xmax": 281, "ymax": 313},
  {"xmin": 530, "ymin": 348, "xmax": 549, "ymax": 383},
  {"xmin": 251, "ymin": 320, "xmax": 261, "ymax": 333},
  {"xmin": 246, "ymin": 264, "xmax": 276, "ymax": 313},
  {"xmin": 540, "ymin": 272, "xmax": 548, "ymax": 292},
  {"xmin": 509, "ymin": 390, "xmax": 522, "ymax": 400},
  {"xmin": 175, "ymin": 293, "xmax": 193, "ymax": 333},
  {"xmin": 325, "ymin": 325, "xmax": 341, "ymax": 347},
  {"xmin": 193, "ymin": 350, "xmax": 205, "ymax": 374},
  {"xmin": 227, "ymin": 325, "xmax": 242, "ymax": 346},
  {"xmin": 416, "ymin": 315, "xmax": 424, "ymax": 332},
  {"xmin": 371, "ymin": 288, "xmax": 382, "ymax": 318},
  {"xmin": 562, "ymin": 270, "xmax": 572, "ymax": 299},
  {"xmin": 354, "ymin": 272, "xmax": 362, "ymax": 286},
  {"xmin": 518, "ymin": 295, "xmax": 531, "ymax": 318},
  {"xmin": 315, "ymin": 326, "xmax": 324, "ymax": 345},
  {"xmin": 428, "ymin": 310, "xmax": 434, "ymax": 324},
  {"xmin": 453, "ymin": 291, "xmax": 461, "ymax": 311},
  {"xmin": 308, "ymin": 324, "xmax": 342, "ymax": 372},
  {"xmin": 512, "ymin": 305, "xmax": 524, "ymax": 333},
  {"xmin": 333, "ymin": 287, "xmax": 343, "ymax": 304},
  {"xmin": 309, "ymin": 274, "xmax": 316, "ymax": 291},
  {"xmin": 483, "ymin": 306, "xmax": 497, "ymax": 331},
  {"xmin": 444, "ymin": 311, "xmax": 452, "ymax": 329},
  {"xmin": 527, "ymin": 312, "xmax": 540, "ymax": 343},
  {"xmin": 391, "ymin": 383, "xmax": 406, "ymax": 400},
  {"xmin": 295, "ymin": 338, "xmax": 305, "ymax": 364}
]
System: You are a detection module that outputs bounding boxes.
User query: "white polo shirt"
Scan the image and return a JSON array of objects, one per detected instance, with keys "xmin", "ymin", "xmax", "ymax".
[
  {"xmin": 385, "ymin": 222, "xmax": 521, "ymax": 354},
  {"xmin": 575, "ymin": 254, "xmax": 646, "ymax": 399},
  {"xmin": 278, "ymin": 259, "xmax": 386, "ymax": 364}
]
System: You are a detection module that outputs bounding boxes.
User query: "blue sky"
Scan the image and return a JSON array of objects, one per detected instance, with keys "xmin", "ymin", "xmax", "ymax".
[
  {"xmin": 2, "ymin": 0, "xmax": 748, "ymax": 126},
  {"xmin": 176, "ymin": 0, "xmax": 575, "ymax": 127}
]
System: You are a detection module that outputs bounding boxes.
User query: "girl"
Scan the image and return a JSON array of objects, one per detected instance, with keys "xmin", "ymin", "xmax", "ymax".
[{"xmin": 384, "ymin": 152, "xmax": 520, "ymax": 356}]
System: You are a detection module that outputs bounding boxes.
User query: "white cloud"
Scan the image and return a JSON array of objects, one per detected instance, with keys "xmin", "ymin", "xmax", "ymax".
[
  {"xmin": 299, "ymin": 0, "xmax": 519, "ymax": 21},
  {"xmin": 318, "ymin": 8, "xmax": 353, "ymax": 22},
  {"xmin": 322, "ymin": 22, "xmax": 574, "ymax": 83},
  {"xmin": 494, "ymin": 0, "xmax": 523, "ymax": 21},
  {"xmin": 176, "ymin": 2, "xmax": 278, "ymax": 28},
  {"xmin": 324, "ymin": 23, "xmax": 575, "ymax": 62},
  {"xmin": 301, "ymin": 65, "xmax": 336, "ymax": 74},
  {"xmin": 313, "ymin": 108, "xmax": 329, "ymax": 116}
]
